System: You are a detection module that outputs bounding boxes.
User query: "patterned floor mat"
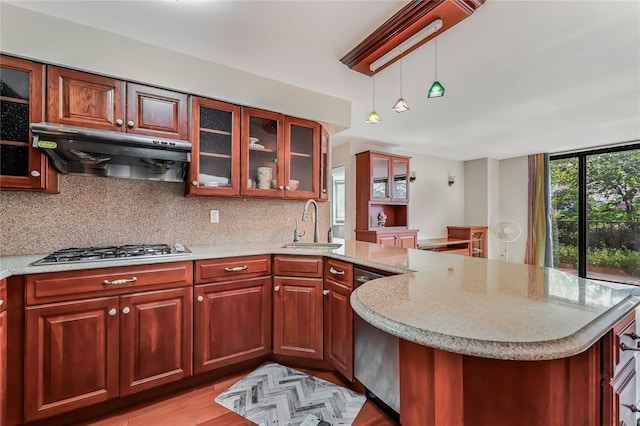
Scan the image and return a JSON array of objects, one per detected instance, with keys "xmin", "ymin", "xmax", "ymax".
[{"xmin": 215, "ymin": 362, "xmax": 367, "ymax": 426}]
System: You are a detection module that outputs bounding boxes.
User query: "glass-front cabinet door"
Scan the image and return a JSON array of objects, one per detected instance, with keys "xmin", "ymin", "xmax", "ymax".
[
  {"xmin": 319, "ymin": 127, "xmax": 330, "ymax": 201},
  {"xmin": 391, "ymin": 157, "xmax": 409, "ymax": 202},
  {"xmin": 284, "ymin": 116, "xmax": 319, "ymax": 199},
  {"xmin": 0, "ymin": 55, "xmax": 58, "ymax": 192},
  {"xmin": 241, "ymin": 107, "xmax": 283, "ymax": 196},
  {"xmin": 188, "ymin": 97, "xmax": 240, "ymax": 196},
  {"xmin": 371, "ymin": 153, "xmax": 390, "ymax": 200}
]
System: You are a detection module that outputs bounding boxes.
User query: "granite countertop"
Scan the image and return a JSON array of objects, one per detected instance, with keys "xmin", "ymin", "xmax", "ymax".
[{"xmin": 2, "ymin": 239, "xmax": 639, "ymax": 361}]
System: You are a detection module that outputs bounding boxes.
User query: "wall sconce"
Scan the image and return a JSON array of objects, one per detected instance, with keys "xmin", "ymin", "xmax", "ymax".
[
  {"xmin": 448, "ymin": 175, "xmax": 456, "ymax": 186},
  {"xmin": 409, "ymin": 171, "xmax": 416, "ymax": 183}
]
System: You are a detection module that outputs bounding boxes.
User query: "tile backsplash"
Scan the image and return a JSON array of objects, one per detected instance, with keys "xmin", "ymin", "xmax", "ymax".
[{"xmin": 0, "ymin": 176, "xmax": 330, "ymax": 256}]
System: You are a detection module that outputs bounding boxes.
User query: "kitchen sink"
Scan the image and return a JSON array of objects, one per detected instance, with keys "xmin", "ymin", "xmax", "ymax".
[{"xmin": 281, "ymin": 242, "xmax": 343, "ymax": 250}]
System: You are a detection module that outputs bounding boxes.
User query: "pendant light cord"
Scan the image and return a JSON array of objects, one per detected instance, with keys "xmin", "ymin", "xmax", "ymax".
[
  {"xmin": 399, "ymin": 56, "xmax": 404, "ymax": 97},
  {"xmin": 434, "ymin": 37, "xmax": 438, "ymax": 80}
]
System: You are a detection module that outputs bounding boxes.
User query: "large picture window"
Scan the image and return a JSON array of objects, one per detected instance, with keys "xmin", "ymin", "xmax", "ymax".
[{"xmin": 550, "ymin": 144, "xmax": 639, "ymax": 285}]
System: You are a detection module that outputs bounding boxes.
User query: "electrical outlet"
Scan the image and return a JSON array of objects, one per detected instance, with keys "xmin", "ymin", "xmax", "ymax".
[{"xmin": 210, "ymin": 210, "xmax": 220, "ymax": 224}]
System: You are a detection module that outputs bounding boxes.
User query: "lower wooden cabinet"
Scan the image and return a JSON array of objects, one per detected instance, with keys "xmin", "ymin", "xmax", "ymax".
[
  {"xmin": 24, "ymin": 287, "xmax": 193, "ymax": 421},
  {"xmin": 323, "ymin": 278, "xmax": 354, "ymax": 380},
  {"xmin": 0, "ymin": 278, "xmax": 6, "ymax": 426},
  {"xmin": 273, "ymin": 255, "xmax": 323, "ymax": 359},
  {"xmin": 194, "ymin": 276, "xmax": 272, "ymax": 373},
  {"xmin": 355, "ymin": 229, "xmax": 418, "ymax": 248}
]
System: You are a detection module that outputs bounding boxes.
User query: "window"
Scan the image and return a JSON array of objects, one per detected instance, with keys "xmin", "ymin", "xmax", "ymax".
[
  {"xmin": 333, "ymin": 180, "xmax": 345, "ymax": 224},
  {"xmin": 550, "ymin": 144, "xmax": 639, "ymax": 285}
]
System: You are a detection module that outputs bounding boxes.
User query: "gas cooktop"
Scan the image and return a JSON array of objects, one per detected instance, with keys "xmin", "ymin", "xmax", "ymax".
[{"xmin": 30, "ymin": 243, "xmax": 191, "ymax": 266}]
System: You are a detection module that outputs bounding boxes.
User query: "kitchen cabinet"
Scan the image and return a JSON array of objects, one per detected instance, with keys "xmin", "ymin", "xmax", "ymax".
[
  {"xmin": 241, "ymin": 107, "xmax": 320, "ymax": 199},
  {"xmin": 319, "ymin": 126, "xmax": 330, "ymax": 200},
  {"xmin": 273, "ymin": 255, "xmax": 323, "ymax": 359},
  {"xmin": 23, "ymin": 262, "xmax": 193, "ymax": 421},
  {"xmin": 355, "ymin": 150, "xmax": 418, "ymax": 248},
  {"xmin": 0, "ymin": 279, "xmax": 6, "ymax": 426},
  {"xmin": 47, "ymin": 66, "xmax": 189, "ymax": 140},
  {"xmin": 323, "ymin": 258, "xmax": 354, "ymax": 381},
  {"xmin": 188, "ymin": 96, "xmax": 241, "ymax": 196},
  {"xmin": 602, "ymin": 309, "xmax": 640, "ymax": 426},
  {"xmin": 193, "ymin": 256, "xmax": 272, "ymax": 373},
  {"xmin": 0, "ymin": 55, "xmax": 58, "ymax": 192}
]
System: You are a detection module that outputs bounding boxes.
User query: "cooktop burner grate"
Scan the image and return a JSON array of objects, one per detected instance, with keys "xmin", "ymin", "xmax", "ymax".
[{"xmin": 30, "ymin": 243, "xmax": 190, "ymax": 265}]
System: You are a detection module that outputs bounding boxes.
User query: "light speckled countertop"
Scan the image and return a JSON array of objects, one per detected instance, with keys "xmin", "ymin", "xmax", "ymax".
[{"xmin": 2, "ymin": 240, "xmax": 638, "ymax": 361}]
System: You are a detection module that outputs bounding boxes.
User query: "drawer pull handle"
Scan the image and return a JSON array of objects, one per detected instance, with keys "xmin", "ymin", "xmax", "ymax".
[
  {"xmin": 622, "ymin": 403, "xmax": 640, "ymax": 413},
  {"xmin": 619, "ymin": 342, "xmax": 640, "ymax": 352},
  {"xmin": 197, "ymin": 295, "xmax": 204, "ymax": 302},
  {"xmin": 224, "ymin": 266, "xmax": 248, "ymax": 272},
  {"xmin": 329, "ymin": 267, "xmax": 345, "ymax": 276},
  {"xmin": 103, "ymin": 277, "xmax": 137, "ymax": 285},
  {"xmin": 274, "ymin": 285, "xmax": 280, "ymax": 292},
  {"xmin": 323, "ymin": 290, "xmax": 330, "ymax": 296},
  {"xmin": 108, "ymin": 308, "xmax": 117, "ymax": 316},
  {"xmin": 626, "ymin": 332, "xmax": 640, "ymax": 340}
]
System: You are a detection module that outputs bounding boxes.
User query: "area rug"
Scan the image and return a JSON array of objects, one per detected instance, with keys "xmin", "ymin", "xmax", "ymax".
[{"xmin": 215, "ymin": 362, "xmax": 367, "ymax": 426}]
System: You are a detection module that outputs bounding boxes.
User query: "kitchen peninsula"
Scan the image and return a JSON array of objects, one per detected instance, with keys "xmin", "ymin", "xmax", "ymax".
[{"xmin": 1, "ymin": 240, "xmax": 638, "ymax": 426}]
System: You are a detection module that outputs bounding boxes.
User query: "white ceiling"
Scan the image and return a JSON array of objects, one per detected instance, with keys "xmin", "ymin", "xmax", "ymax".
[{"xmin": 6, "ymin": 0, "xmax": 640, "ymax": 161}]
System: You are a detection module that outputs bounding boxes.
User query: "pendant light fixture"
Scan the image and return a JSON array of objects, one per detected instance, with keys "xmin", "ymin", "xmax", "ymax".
[
  {"xmin": 366, "ymin": 72, "xmax": 381, "ymax": 123},
  {"xmin": 392, "ymin": 54, "xmax": 410, "ymax": 113},
  {"xmin": 427, "ymin": 36, "xmax": 445, "ymax": 98}
]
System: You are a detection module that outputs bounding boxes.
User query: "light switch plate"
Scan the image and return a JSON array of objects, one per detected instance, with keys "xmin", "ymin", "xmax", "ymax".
[{"xmin": 210, "ymin": 210, "xmax": 220, "ymax": 223}]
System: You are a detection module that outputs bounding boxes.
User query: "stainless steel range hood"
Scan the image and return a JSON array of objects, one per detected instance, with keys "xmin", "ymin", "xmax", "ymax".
[{"xmin": 31, "ymin": 123, "xmax": 192, "ymax": 182}]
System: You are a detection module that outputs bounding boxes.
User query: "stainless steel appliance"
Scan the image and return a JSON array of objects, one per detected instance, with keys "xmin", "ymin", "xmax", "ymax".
[
  {"xmin": 30, "ymin": 123, "xmax": 192, "ymax": 182},
  {"xmin": 30, "ymin": 243, "xmax": 191, "ymax": 266},
  {"xmin": 353, "ymin": 267, "xmax": 400, "ymax": 419}
]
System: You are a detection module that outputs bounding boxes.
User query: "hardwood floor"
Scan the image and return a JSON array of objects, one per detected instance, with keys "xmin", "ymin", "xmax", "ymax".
[{"xmin": 78, "ymin": 367, "xmax": 398, "ymax": 426}]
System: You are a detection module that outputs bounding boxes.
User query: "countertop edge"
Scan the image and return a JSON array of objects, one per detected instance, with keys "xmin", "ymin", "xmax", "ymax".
[{"xmin": 351, "ymin": 288, "xmax": 640, "ymax": 361}]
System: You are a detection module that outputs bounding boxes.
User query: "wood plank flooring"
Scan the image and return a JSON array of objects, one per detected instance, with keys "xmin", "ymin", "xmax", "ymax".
[{"xmin": 79, "ymin": 368, "xmax": 398, "ymax": 426}]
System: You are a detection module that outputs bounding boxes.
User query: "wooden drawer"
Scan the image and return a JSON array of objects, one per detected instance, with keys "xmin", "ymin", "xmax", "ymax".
[
  {"xmin": 603, "ymin": 356, "xmax": 638, "ymax": 426},
  {"xmin": 324, "ymin": 258, "xmax": 353, "ymax": 288},
  {"xmin": 26, "ymin": 261, "xmax": 193, "ymax": 305},
  {"xmin": 195, "ymin": 255, "xmax": 271, "ymax": 284},
  {"xmin": 273, "ymin": 255, "xmax": 323, "ymax": 278},
  {"xmin": 603, "ymin": 310, "xmax": 638, "ymax": 380},
  {"xmin": 0, "ymin": 278, "xmax": 5, "ymax": 313}
]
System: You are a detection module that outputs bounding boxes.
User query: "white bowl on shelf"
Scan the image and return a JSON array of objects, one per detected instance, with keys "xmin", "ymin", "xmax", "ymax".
[{"xmin": 249, "ymin": 137, "xmax": 259, "ymax": 145}]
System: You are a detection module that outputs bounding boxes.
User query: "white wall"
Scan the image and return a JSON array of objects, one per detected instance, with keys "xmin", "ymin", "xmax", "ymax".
[
  {"xmin": 498, "ymin": 156, "xmax": 528, "ymax": 263},
  {"xmin": 0, "ymin": 4, "xmax": 350, "ymax": 132},
  {"xmin": 464, "ymin": 159, "xmax": 489, "ymax": 226}
]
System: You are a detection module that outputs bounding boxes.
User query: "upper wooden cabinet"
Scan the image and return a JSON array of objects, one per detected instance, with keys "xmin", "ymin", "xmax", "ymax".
[
  {"xmin": 240, "ymin": 107, "xmax": 319, "ymax": 199},
  {"xmin": 0, "ymin": 55, "xmax": 58, "ymax": 192},
  {"xmin": 355, "ymin": 150, "xmax": 417, "ymax": 247},
  {"xmin": 319, "ymin": 126, "xmax": 330, "ymax": 201},
  {"xmin": 188, "ymin": 96, "xmax": 241, "ymax": 196},
  {"xmin": 47, "ymin": 66, "xmax": 189, "ymax": 140}
]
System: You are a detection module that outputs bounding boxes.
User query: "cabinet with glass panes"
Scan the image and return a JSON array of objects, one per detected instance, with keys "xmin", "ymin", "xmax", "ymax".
[
  {"xmin": 0, "ymin": 55, "xmax": 58, "ymax": 192},
  {"xmin": 188, "ymin": 97, "xmax": 240, "ymax": 196}
]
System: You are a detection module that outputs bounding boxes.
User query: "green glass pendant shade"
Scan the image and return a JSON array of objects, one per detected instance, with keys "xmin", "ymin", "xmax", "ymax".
[
  {"xmin": 428, "ymin": 81, "xmax": 445, "ymax": 98},
  {"xmin": 366, "ymin": 111, "xmax": 381, "ymax": 124}
]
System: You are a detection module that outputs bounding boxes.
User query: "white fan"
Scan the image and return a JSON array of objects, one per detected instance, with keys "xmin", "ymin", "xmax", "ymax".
[{"xmin": 492, "ymin": 220, "xmax": 522, "ymax": 262}]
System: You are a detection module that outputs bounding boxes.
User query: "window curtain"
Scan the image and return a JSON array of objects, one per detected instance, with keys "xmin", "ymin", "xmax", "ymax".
[{"xmin": 525, "ymin": 153, "xmax": 553, "ymax": 267}]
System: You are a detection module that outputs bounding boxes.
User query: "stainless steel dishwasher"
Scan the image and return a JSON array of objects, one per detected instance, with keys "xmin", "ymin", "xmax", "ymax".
[{"xmin": 353, "ymin": 267, "xmax": 400, "ymax": 419}]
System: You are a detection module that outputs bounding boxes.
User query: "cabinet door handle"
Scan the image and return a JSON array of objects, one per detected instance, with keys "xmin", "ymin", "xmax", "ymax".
[
  {"xmin": 323, "ymin": 290, "xmax": 330, "ymax": 296},
  {"xmin": 285, "ymin": 186, "xmax": 290, "ymax": 190},
  {"xmin": 103, "ymin": 277, "xmax": 137, "ymax": 285},
  {"xmin": 274, "ymin": 285, "xmax": 280, "ymax": 292},
  {"xmin": 122, "ymin": 306, "xmax": 131, "ymax": 315},
  {"xmin": 127, "ymin": 120, "xmax": 135, "ymax": 128},
  {"xmin": 108, "ymin": 308, "xmax": 117, "ymax": 316},
  {"xmin": 196, "ymin": 295, "xmax": 204, "ymax": 302},
  {"xmin": 116, "ymin": 118, "xmax": 123, "ymax": 126},
  {"xmin": 622, "ymin": 402, "xmax": 640, "ymax": 413},
  {"xmin": 626, "ymin": 332, "xmax": 640, "ymax": 340},
  {"xmin": 224, "ymin": 265, "xmax": 248, "ymax": 272},
  {"xmin": 278, "ymin": 186, "xmax": 285, "ymax": 190},
  {"xmin": 620, "ymin": 342, "xmax": 640, "ymax": 351},
  {"xmin": 192, "ymin": 181, "xmax": 198, "ymax": 186},
  {"xmin": 30, "ymin": 170, "xmax": 41, "ymax": 177},
  {"xmin": 329, "ymin": 267, "xmax": 345, "ymax": 276},
  {"xmin": 0, "ymin": 299, "xmax": 3, "ymax": 307}
]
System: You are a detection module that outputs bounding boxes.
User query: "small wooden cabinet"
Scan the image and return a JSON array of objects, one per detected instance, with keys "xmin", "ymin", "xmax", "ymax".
[
  {"xmin": 0, "ymin": 279, "xmax": 6, "ymax": 426},
  {"xmin": 448, "ymin": 226, "xmax": 488, "ymax": 258},
  {"xmin": 240, "ymin": 107, "xmax": 320, "ymax": 199},
  {"xmin": 323, "ymin": 258, "xmax": 354, "ymax": 381},
  {"xmin": 193, "ymin": 256, "xmax": 272, "ymax": 373},
  {"xmin": 47, "ymin": 66, "xmax": 189, "ymax": 140},
  {"xmin": 272, "ymin": 255, "xmax": 323, "ymax": 359},
  {"xmin": 0, "ymin": 55, "xmax": 58, "ymax": 192},
  {"xmin": 188, "ymin": 96, "xmax": 241, "ymax": 196},
  {"xmin": 23, "ymin": 262, "xmax": 193, "ymax": 421},
  {"xmin": 355, "ymin": 150, "xmax": 418, "ymax": 248}
]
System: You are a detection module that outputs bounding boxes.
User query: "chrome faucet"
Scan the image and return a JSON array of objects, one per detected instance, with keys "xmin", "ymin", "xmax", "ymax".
[
  {"xmin": 286, "ymin": 216, "xmax": 304, "ymax": 243},
  {"xmin": 302, "ymin": 199, "xmax": 320, "ymax": 243}
]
